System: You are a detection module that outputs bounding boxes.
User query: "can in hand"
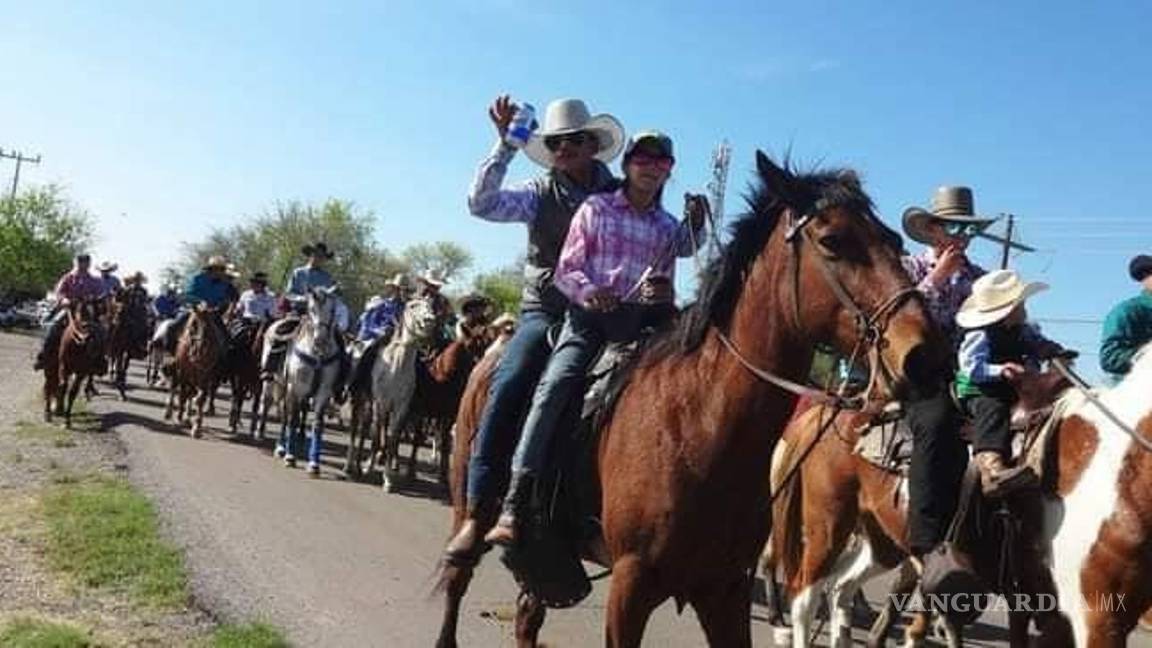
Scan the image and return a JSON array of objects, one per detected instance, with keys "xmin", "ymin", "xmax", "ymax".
[{"xmin": 504, "ymin": 102, "xmax": 537, "ymax": 149}]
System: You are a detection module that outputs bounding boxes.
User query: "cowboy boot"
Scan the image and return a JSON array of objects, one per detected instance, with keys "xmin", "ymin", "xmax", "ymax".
[
  {"xmin": 974, "ymin": 451, "xmax": 1038, "ymax": 497},
  {"xmin": 444, "ymin": 498, "xmax": 500, "ymax": 565},
  {"xmin": 484, "ymin": 472, "xmax": 535, "ymax": 547}
]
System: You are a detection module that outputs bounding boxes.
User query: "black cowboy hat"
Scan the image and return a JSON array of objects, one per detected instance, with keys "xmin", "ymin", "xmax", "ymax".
[
  {"xmin": 249, "ymin": 271, "xmax": 269, "ymax": 283},
  {"xmin": 1129, "ymin": 254, "xmax": 1152, "ymax": 282},
  {"xmin": 301, "ymin": 242, "xmax": 335, "ymax": 259}
]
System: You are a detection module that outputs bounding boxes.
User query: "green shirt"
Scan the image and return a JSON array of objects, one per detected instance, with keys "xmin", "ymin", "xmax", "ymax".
[{"xmin": 1099, "ymin": 290, "xmax": 1152, "ymax": 376}]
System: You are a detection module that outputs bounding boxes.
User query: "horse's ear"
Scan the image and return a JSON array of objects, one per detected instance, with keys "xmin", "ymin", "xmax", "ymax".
[{"xmin": 755, "ymin": 150, "xmax": 795, "ymax": 204}]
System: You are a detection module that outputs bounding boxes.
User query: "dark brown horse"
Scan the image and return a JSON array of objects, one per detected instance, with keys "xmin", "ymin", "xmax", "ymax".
[
  {"xmin": 45, "ymin": 298, "xmax": 107, "ymax": 428},
  {"xmin": 762, "ymin": 369, "xmax": 1073, "ymax": 647},
  {"xmin": 164, "ymin": 305, "xmax": 226, "ymax": 437},
  {"xmin": 106, "ymin": 288, "xmax": 150, "ymax": 400},
  {"xmin": 434, "ymin": 152, "xmax": 943, "ymax": 647},
  {"xmin": 226, "ymin": 318, "xmax": 268, "ymax": 437}
]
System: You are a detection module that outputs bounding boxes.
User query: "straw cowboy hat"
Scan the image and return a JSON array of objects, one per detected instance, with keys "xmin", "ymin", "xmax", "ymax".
[
  {"xmin": 491, "ymin": 312, "xmax": 516, "ymax": 329},
  {"xmin": 301, "ymin": 242, "xmax": 335, "ymax": 259},
  {"xmin": 202, "ymin": 255, "xmax": 229, "ymax": 270},
  {"xmin": 523, "ymin": 98, "xmax": 625, "ymax": 168},
  {"xmin": 956, "ymin": 269, "xmax": 1048, "ymax": 329},
  {"xmin": 97, "ymin": 260, "xmax": 118, "ymax": 273},
  {"xmin": 383, "ymin": 273, "xmax": 409, "ymax": 289},
  {"xmin": 418, "ymin": 268, "xmax": 448, "ymax": 288},
  {"xmin": 225, "ymin": 263, "xmax": 241, "ymax": 279},
  {"xmin": 902, "ymin": 186, "xmax": 999, "ymax": 246}
]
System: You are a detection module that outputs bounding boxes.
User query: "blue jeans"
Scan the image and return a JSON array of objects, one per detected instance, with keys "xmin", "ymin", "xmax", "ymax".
[
  {"xmin": 510, "ymin": 306, "xmax": 652, "ymax": 478},
  {"xmin": 466, "ymin": 309, "xmax": 558, "ymax": 503}
]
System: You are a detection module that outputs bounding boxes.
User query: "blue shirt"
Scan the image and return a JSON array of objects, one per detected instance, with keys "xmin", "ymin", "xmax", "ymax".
[
  {"xmin": 184, "ymin": 273, "xmax": 233, "ymax": 309},
  {"xmin": 286, "ymin": 265, "xmax": 334, "ymax": 297},
  {"xmin": 153, "ymin": 294, "xmax": 180, "ymax": 318},
  {"xmin": 357, "ymin": 297, "xmax": 405, "ymax": 341}
]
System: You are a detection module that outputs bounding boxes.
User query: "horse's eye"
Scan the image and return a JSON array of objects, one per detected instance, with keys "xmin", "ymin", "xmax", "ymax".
[{"xmin": 818, "ymin": 233, "xmax": 845, "ymax": 254}]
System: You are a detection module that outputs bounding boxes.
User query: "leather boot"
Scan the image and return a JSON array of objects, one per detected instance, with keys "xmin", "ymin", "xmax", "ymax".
[
  {"xmin": 484, "ymin": 472, "xmax": 535, "ymax": 547},
  {"xmin": 444, "ymin": 498, "xmax": 499, "ymax": 566},
  {"xmin": 974, "ymin": 451, "xmax": 1037, "ymax": 497}
]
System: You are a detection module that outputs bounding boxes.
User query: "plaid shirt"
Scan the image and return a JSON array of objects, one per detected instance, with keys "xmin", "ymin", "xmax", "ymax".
[
  {"xmin": 555, "ymin": 189, "xmax": 690, "ymax": 305},
  {"xmin": 54, "ymin": 271, "xmax": 105, "ymax": 302},
  {"xmin": 901, "ymin": 247, "xmax": 987, "ymax": 349}
]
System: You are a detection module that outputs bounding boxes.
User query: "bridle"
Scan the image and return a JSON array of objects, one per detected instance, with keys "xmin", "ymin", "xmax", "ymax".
[{"xmin": 717, "ymin": 201, "xmax": 918, "ymax": 410}]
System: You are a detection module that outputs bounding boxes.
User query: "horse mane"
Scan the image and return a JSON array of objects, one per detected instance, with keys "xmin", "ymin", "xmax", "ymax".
[
  {"xmin": 1057, "ymin": 339, "xmax": 1152, "ymax": 421},
  {"xmin": 640, "ymin": 157, "xmax": 889, "ymax": 364}
]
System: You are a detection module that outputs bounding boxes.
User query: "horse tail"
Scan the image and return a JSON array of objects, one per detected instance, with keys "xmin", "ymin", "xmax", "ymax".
[{"xmin": 768, "ymin": 408, "xmax": 812, "ymax": 594}]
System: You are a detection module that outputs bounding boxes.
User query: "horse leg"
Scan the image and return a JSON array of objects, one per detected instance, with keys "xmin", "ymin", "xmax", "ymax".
[
  {"xmin": 191, "ymin": 387, "xmax": 207, "ymax": 438},
  {"xmin": 690, "ymin": 574, "xmax": 754, "ymax": 648},
  {"xmin": 383, "ymin": 405, "xmax": 412, "ymax": 493},
  {"xmin": 65, "ymin": 374, "xmax": 84, "ymax": 429},
  {"xmin": 759, "ymin": 536, "xmax": 789, "ymax": 628},
  {"xmin": 249, "ymin": 380, "xmax": 263, "ymax": 438},
  {"xmin": 407, "ymin": 419, "xmax": 423, "ymax": 482},
  {"xmin": 117, "ymin": 354, "xmax": 128, "ymax": 399},
  {"xmin": 344, "ymin": 398, "xmax": 362, "ymax": 478},
  {"xmin": 605, "ymin": 556, "xmax": 664, "ymax": 648},
  {"xmin": 514, "ymin": 589, "xmax": 547, "ymax": 648},
  {"xmin": 868, "ymin": 560, "xmax": 918, "ymax": 648},
  {"xmin": 433, "ymin": 562, "xmax": 477, "ymax": 648},
  {"xmin": 437, "ymin": 421, "xmax": 451, "ymax": 487},
  {"xmin": 824, "ymin": 535, "xmax": 885, "ymax": 648},
  {"xmin": 307, "ymin": 400, "xmax": 326, "ymax": 476}
]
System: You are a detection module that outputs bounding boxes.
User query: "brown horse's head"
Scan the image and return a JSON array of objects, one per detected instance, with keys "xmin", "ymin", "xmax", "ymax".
[{"xmin": 749, "ymin": 152, "xmax": 942, "ymax": 399}]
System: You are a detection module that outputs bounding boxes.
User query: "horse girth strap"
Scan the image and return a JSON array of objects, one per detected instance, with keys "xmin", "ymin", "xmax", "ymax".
[
  {"xmin": 293, "ymin": 347, "xmax": 341, "ymax": 368},
  {"xmin": 1051, "ymin": 358, "xmax": 1152, "ymax": 454}
]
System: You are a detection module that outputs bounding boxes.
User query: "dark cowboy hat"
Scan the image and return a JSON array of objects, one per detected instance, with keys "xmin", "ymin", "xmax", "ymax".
[
  {"xmin": 1130, "ymin": 255, "xmax": 1152, "ymax": 282},
  {"xmin": 301, "ymin": 242, "xmax": 335, "ymax": 259},
  {"xmin": 902, "ymin": 186, "xmax": 999, "ymax": 246},
  {"xmin": 249, "ymin": 271, "xmax": 269, "ymax": 284}
]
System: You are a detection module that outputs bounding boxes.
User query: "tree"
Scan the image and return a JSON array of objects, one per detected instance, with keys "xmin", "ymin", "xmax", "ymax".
[
  {"xmin": 401, "ymin": 241, "xmax": 473, "ymax": 283},
  {"xmin": 0, "ymin": 185, "xmax": 94, "ymax": 299},
  {"xmin": 473, "ymin": 258, "xmax": 525, "ymax": 315}
]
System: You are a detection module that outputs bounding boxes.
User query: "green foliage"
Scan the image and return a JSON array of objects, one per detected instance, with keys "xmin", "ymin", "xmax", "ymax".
[
  {"xmin": 472, "ymin": 259, "xmax": 524, "ymax": 316},
  {"xmin": 0, "ymin": 186, "xmax": 94, "ymax": 299},
  {"xmin": 41, "ymin": 477, "xmax": 187, "ymax": 608},
  {"xmin": 401, "ymin": 241, "xmax": 473, "ymax": 282},
  {"xmin": 0, "ymin": 618, "xmax": 98, "ymax": 648},
  {"xmin": 209, "ymin": 623, "xmax": 289, "ymax": 648}
]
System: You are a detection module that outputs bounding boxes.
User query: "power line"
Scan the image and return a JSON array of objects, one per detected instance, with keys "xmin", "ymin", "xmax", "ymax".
[{"xmin": 0, "ymin": 148, "xmax": 41, "ymax": 199}]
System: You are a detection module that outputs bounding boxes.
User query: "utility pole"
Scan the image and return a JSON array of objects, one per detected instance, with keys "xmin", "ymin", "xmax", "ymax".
[
  {"xmin": 999, "ymin": 213, "xmax": 1015, "ymax": 269},
  {"xmin": 0, "ymin": 148, "xmax": 42, "ymax": 199}
]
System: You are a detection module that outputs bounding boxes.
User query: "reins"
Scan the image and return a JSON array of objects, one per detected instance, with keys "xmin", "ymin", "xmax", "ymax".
[{"xmin": 1051, "ymin": 357, "xmax": 1152, "ymax": 453}]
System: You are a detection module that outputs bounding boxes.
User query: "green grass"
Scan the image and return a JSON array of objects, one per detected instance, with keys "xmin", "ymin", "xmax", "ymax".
[
  {"xmin": 11, "ymin": 421, "xmax": 74, "ymax": 446},
  {"xmin": 0, "ymin": 617, "xmax": 100, "ymax": 647},
  {"xmin": 209, "ymin": 623, "xmax": 290, "ymax": 648},
  {"xmin": 41, "ymin": 477, "xmax": 187, "ymax": 608}
]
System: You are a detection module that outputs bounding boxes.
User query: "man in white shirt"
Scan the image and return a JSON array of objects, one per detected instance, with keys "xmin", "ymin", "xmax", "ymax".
[{"xmin": 235, "ymin": 272, "xmax": 278, "ymax": 323}]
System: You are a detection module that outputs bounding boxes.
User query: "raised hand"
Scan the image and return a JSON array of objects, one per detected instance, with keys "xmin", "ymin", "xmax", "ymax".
[{"xmin": 488, "ymin": 95, "xmax": 516, "ymax": 138}]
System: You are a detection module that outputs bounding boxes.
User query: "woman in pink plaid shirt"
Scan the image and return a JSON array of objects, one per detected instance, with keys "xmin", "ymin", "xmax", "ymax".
[{"xmin": 486, "ymin": 131, "xmax": 706, "ymax": 547}]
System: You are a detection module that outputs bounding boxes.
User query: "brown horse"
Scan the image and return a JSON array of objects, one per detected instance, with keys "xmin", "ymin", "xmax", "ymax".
[
  {"xmin": 408, "ymin": 329, "xmax": 493, "ymax": 486},
  {"xmin": 762, "ymin": 368, "xmax": 1076, "ymax": 647},
  {"xmin": 164, "ymin": 305, "xmax": 226, "ymax": 437},
  {"xmin": 434, "ymin": 152, "xmax": 943, "ymax": 647},
  {"xmin": 106, "ymin": 288, "xmax": 150, "ymax": 400},
  {"xmin": 45, "ymin": 298, "xmax": 107, "ymax": 428},
  {"xmin": 226, "ymin": 318, "xmax": 268, "ymax": 437}
]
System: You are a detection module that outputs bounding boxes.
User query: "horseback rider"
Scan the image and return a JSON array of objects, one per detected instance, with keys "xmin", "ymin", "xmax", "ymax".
[
  {"xmin": 96, "ymin": 261, "xmax": 122, "ymax": 298},
  {"xmin": 1099, "ymin": 254, "xmax": 1152, "ymax": 379},
  {"xmin": 162, "ymin": 255, "xmax": 236, "ymax": 351},
  {"xmin": 455, "ymin": 293, "xmax": 493, "ymax": 342},
  {"xmin": 347, "ymin": 274, "xmax": 407, "ymax": 393},
  {"xmin": 485, "ymin": 130, "xmax": 706, "ymax": 548},
  {"xmin": 121, "ymin": 271, "xmax": 149, "ymax": 299},
  {"xmin": 953, "ymin": 269, "xmax": 1074, "ymax": 495},
  {"xmin": 233, "ymin": 272, "xmax": 278, "ymax": 324},
  {"xmin": 33, "ymin": 253, "xmax": 105, "ymax": 370},
  {"xmin": 443, "ymin": 96, "xmax": 626, "ymax": 562},
  {"xmin": 261, "ymin": 242, "xmax": 350, "ymax": 379},
  {"xmin": 417, "ymin": 269, "xmax": 454, "ymax": 349},
  {"xmin": 898, "ymin": 186, "xmax": 997, "ymax": 562},
  {"xmin": 152, "ymin": 284, "xmax": 181, "ymax": 320}
]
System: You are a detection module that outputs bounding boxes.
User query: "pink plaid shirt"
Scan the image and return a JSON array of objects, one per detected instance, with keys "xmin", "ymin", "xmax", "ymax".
[
  {"xmin": 555, "ymin": 189, "xmax": 688, "ymax": 305},
  {"xmin": 54, "ymin": 270, "xmax": 104, "ymax": 302}
]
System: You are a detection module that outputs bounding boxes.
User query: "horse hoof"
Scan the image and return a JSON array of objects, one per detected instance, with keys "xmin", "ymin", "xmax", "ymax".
[
  {"xmin": 771, "ymin": 626, "xmax": 792, "ymax": 646},
  {"xmin": 284, "ymin": 455, "xmax": 296, "ymax": 468},
  {"xmin": 274, "ymin": 445, "xmax": 286, "ymax": 458},
  {"xmin": 307, "ymin": 463, "xmax": 320, "ymax": 477}
]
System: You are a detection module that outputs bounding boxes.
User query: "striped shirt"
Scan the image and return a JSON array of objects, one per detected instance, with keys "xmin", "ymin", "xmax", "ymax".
[{"xmin": 555, "ymin": 189, "xmax": 691, "ymax": 305}]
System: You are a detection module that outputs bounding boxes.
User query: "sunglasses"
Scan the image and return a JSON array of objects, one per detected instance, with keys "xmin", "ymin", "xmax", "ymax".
[
  {"xmin": 628, "ymin": 153, "xmax": 675, "ymax": 171},
  {"xmin": 942, "ymin": 222, "xmax": 984, "ymax": 238},
  {"xmin": 543, "ymin": 131, "xmax": 590, "ymax": 152}
]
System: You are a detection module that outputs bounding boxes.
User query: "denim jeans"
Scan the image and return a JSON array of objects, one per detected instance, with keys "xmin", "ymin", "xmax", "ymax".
[
  {"xmin": 510, "ymin": 305, "xmax": 651, "ymax": 478},
  {"xmin": 466, "ymin": 309, "xmax": 558, "ymax": 503}
]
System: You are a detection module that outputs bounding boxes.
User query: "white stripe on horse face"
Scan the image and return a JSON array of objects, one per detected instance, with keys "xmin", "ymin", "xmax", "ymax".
[{"xmin": 1049, "ymin": 345, "xmax": 1152, "ymax": 645}]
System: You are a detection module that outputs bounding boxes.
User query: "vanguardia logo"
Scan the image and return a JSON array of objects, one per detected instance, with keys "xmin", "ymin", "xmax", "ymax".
[{"xmin": 889, "ymin": 592, "xmax": 1126, "ymax": 614}]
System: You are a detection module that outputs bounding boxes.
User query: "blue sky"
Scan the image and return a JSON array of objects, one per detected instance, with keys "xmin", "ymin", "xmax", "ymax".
[{"xmin": 2, "ymin": 1, "xmax": 1149, "ymax": 381}]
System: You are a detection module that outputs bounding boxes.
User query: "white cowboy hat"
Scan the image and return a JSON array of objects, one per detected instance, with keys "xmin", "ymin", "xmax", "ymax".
[
  {"xmin": 364, "ymin": 295, "xmax": 385, "ymax": 310},
  {"xmin": 956, "ymin": 269, "xmax": 1048, "ymax": 329},
  {"xmin": 97, "ymin": 261, "xmax": 118, "ymax": 272},
  {"xmin": 418, "ymin": 268, "xmax": 447, "ymax": 287},
  {"xmin": 902, "ymin": 186, "xmax": 999, "ymax": 246},
  {"xmin": 202, "ymin": 255, "xmax": 228, "ymax": 270},
  {"xmin": 523, "ymin": 98, "xmax": 625, "ymax": 168},
  {"xmin": 383, "ymin": 273, "xmax": 408, "ymax": 289}
]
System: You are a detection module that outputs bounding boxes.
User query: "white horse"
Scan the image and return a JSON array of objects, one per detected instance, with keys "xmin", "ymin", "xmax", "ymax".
[
  {"xmin": 345, "ymin": 297, "xmax": 437, "ymax": 492},
  {"xmin": 275, "ymin": 286, "xmax": 345, "ymax": 476}
]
